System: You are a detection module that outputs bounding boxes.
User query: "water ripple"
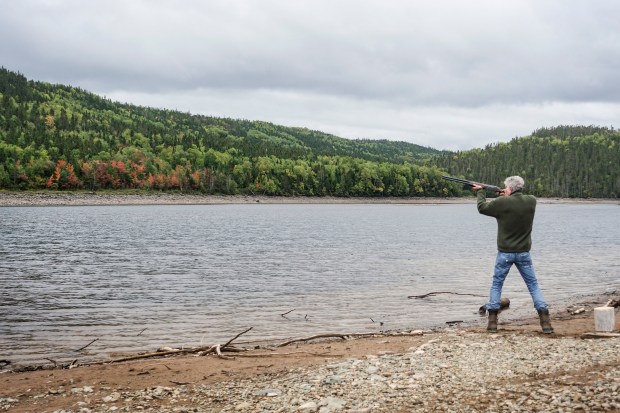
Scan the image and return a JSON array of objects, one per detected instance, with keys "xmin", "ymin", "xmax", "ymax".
[{"xmin": 0, "ymin": 203, "xmax": 618, "ymax": 365}]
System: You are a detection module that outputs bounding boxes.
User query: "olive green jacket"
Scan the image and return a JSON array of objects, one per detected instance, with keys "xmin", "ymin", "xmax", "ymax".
[{"xmin": 477, "ymin": 190, "xmax": 536, "ymax": 252}]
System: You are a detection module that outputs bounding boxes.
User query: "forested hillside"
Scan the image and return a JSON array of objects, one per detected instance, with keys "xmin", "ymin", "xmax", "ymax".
[
  {"xmin": 1, "ymin": 68, "xmax": 618, "ymax": 198},
  {"xmin": 433, "ymin": 126, "xmax": 619, "ymax": 198},
  {"xmin": 0, "ymin": 68, "xmax": 452, "ymax": 197}
]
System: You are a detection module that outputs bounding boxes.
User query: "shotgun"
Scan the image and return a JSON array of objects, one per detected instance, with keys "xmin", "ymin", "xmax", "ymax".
[{"xmin": 442, "ymin": 175, "xmax": 503, "ymax": 193}]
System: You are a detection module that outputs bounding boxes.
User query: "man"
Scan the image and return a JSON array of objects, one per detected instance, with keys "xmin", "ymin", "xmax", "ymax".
[{"xmin": 473, "ymin": 176, "xmax": 553, "ymax": 334}]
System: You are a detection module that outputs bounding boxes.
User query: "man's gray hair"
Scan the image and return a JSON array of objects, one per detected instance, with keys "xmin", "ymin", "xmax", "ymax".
[{"xmin": 504, "ymin": 176, "xmax": 525, "ymax": 191}]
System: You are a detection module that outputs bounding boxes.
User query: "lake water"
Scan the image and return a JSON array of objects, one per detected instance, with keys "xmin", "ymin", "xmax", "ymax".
[{"xmin": 1, "ymin": 202, "xmax": 618, "ymax": 366}]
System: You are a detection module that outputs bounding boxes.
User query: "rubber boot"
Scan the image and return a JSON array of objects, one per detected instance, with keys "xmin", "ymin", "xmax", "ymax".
[
  {"xmin": 538, "ymin": 308, "xmax": 554, "ymax": 334},
  {"xmin": 487, "ymin": 310, "xmax": 498, "ymax": 333}
]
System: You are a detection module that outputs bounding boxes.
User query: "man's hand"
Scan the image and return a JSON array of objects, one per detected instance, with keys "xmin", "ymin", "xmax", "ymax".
[{"xmin": 471, "ymin": 184, "xmax": 483, "ymax": 191}]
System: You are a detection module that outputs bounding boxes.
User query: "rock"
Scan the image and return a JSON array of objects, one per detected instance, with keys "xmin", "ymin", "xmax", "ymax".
[
  {"xmin": 323, "ymin": 375, "xmax": 342, "ymax": 385},
  {"xmin": 255, "ymin": 388, "xmax": 282, "ymax": 397},
  {"xmin": 235, "ymin": 401, "xmax": 252, "ymax": 410},
  {"xmin": 299, "ymin": 401, "xmax": 318, "ymax": 411},
  {"xmin": 102, "ymin": 392, "xmax": 121, "ymax": 403},
  {"xmin": 318, "ymin": 397, "xmax": 346, "ymax": 412}
]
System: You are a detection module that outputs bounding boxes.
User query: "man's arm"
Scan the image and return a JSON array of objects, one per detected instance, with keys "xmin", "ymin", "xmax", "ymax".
[{"xmin": 474, "ymin": 184, "xmax": 498, "ymax": 216}]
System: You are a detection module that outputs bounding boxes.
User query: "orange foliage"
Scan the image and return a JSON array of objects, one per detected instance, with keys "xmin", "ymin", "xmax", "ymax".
[{"xmin": 47, "ymin": 160, "xmax": 80, "ymax": 190}]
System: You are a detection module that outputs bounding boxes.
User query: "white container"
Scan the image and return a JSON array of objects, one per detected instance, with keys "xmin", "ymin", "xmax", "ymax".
[{"xmin": 594, "ymin": 307, "xmax": 616, "ymax": 332}]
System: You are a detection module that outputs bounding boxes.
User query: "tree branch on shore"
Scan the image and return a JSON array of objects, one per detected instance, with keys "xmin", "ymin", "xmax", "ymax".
[
  {"xmin": 277, "ymin": 330, "xmax": 424, "ymax": 347},
  {"xmin": 6, "ymin": 328, "xmax": 428, "ymax": 373},
  {"xmin": 76, "ymin": 338, "xmax": 99, "ymax": 352},
  {"xmin": 408, "ymin": 291, "xmax": 487, "ymax": 299}
]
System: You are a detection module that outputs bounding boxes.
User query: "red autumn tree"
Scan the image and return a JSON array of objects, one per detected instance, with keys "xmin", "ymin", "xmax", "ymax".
[{"xmin": 47, "ymin": 160, "xmax": 80, "ymax": 190}]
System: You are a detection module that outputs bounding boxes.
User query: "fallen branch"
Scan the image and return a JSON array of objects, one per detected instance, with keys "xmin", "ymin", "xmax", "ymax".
[
  {"xmin": 89, "ymin": 348, "xmax": 189, "ymax": 365},
  {"xmin": 170, "ymin": 380, "xmax": 193, "ymax": 385},
  {"xmin": 408, "ymin": 291, "xmax": 486, "ymax": 299},
  {"xmin": 90, "ymin": 327, "xmax": 253, "ymax": 365},
  {"xmin": 226, "ymin": 351, "xmax": 335, "ymax": 358},
  {"xmin": 221, "ymin": 327, "xmax": 253, "ymax": 349},
  {"xmin": 275, "ymin": 330, "xmax": 423, "ymax": 348},
  {"xmin": 218, "ymin": 346, "xmax": 245, "ymax": 353},
  {"xmin": 281, "ymin": 309, "xmax": 295, "ymax": 317},
  {"xmin": 196, "ymin": 345, "xmax": 217, "ymax": 357},
  {"xmin": 581, "ymin": 332, "xmax": 620, "ymax": 339},
  {"xmin": 277, "ymin": 333, "xmax": 349, "ymax": 347},
  {"xmin": 25, "ymin": 328, "xmax": 424, "ymax": 371},
  {"xmin": 76, "ymin": 338, "xmax": 99, "ymax": 352},
  {"xmin": 215, "ymin": 344, "xmax": 235, "ymax": 360}
]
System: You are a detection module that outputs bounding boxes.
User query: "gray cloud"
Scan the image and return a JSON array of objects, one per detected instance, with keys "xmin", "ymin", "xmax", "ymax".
[{"xmin": 1, "ymin": 0, "xmax": 619, "ymax": 149}]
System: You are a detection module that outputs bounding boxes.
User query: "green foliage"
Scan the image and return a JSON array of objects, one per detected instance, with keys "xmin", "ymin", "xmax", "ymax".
[
  {"xmin": 1, "ymin": 67, "xmax": 616, "ymax": 198},
  {"xmin": 433, "ymin": 126, "xmax": 620, "ymax": 198},
  {"xmin": 0, "ymin": 67, "xmax": 451, "ymax": 197}
]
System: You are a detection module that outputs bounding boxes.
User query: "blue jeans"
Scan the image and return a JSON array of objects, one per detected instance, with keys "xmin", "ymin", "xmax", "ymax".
[{"xmin": 487, "ymin": 251, "xmax": 548, "ymax": 311}]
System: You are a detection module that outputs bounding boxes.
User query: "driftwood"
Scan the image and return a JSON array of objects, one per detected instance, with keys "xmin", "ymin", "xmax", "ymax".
[
  {"xmin": 7, "ymin": 328, "xmax": 427, "ymax": 372},
  {"xmin": 570, "ymin": 307, "xmax": 586, "ymax": 315},
  {"xmin": 478, "ymin": 297, "xmax": 511, "ymax": 315},
  {"xmin": 170, "ymin": 380, "xmax": 193, "ymax": 385},
  {"xmin": 408, "ymin": 291, "xmax": 486, "ymax": 299},
  {"xmin": 226, "ymin": 351, "xmax": 336, "ymax": 358},
  {"xmin": 215, "ymin": 344, "xmax": 234, "ymax": 360},
  {"xmin": 276, "ymin": 330, "xmax": 424, "ymax": 348},
  {"xmin": 89, "ymin": 327, "xmax": 254, "ymax": 365},
  {"xmin": 277, "ymin": 333, "xmax": 349, "ymax": 347},
  {"xmin": 76, "ymin": 338, "xmax": 99, "ymax": 352},
  {"xmin": 221, "ymin": 327, "xmax": 253, "ymax": 349},
  {"xmin": 581, "ymin": 332, "xmax": 620, "ymax": 339}
]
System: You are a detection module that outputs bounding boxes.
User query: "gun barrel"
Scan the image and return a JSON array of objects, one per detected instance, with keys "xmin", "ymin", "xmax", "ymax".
[
  {"xmin": 442, "ymin": 175, "xmax": 502, "ymax": 193},
  {"xmin": 442, "ymin": 176, "xmax": 473, "ymax": 185}
]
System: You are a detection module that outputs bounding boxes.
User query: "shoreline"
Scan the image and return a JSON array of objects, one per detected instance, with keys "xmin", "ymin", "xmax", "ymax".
[
  {"xmin": 1, "ymin": 292, "xmax": 618, "ymax": 412},
  {"xmin": 1, "ymin": 191, "xmax": 618, "ymax": 207}
]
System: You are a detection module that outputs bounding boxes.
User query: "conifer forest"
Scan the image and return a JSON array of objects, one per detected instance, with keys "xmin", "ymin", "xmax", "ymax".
[{"xmin": 1, "ymin": 68, "xmax": 618, "ymax": 198}]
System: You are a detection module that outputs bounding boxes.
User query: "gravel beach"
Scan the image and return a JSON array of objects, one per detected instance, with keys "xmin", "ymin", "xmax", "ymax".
[{"xmin": 1, "ymin": 302, "xmax": 619, "ymax": 413}]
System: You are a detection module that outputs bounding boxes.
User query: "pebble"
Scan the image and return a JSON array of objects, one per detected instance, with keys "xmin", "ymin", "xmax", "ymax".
[{"xmin": 3, "ymin": 332, "xmax": 619, "ymax": 412}]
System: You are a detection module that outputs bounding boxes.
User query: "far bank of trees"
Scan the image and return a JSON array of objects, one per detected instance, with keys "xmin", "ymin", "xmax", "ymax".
[
  {"xmin": 6, "ymin": 146, "xmax": 452, "ymax": 197},
  {"xmin": 433, "ymin": 126, "xmax": 619, "ymax": 198},
  {"xmin": 1, "ymin": 68, "xmax": 618, "ymax": 198},
  {"xmin": 0, "ymin": 68, "xmax": 453, "ymax": 196}
]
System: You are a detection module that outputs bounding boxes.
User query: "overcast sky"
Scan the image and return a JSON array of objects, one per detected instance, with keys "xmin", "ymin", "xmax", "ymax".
[{"xmin": 2, "ymin": 0, "xmax": 619, "ymax": 150}]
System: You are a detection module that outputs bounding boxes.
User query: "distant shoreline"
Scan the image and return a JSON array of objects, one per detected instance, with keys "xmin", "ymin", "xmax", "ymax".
[{"xmin": 0, "ymin": 191, "xmax": 617, "ymax": 207}]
